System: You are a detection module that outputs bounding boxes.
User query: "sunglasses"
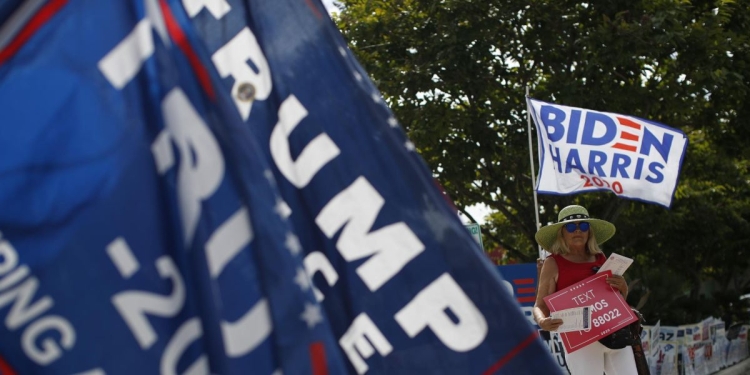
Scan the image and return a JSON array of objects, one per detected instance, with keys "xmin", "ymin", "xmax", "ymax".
[{"xmin": 564, "ymin": 222, "xmax": 590, "ymax": 233}]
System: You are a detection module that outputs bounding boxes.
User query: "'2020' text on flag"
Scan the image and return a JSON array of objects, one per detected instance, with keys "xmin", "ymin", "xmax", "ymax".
[
  {"xmin": 0, "ymin": 1, "xmax": 562, "ymax": 374},
  {"xmin": 528, "ymin": 98, "xmax": 688, "ymax": 208}
]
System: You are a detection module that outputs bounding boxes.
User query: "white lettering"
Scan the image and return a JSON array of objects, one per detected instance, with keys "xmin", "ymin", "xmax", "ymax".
[
  {"xmin": 98, "ymin": 19, "xmax": 154, "ymax": 89},
  {"xmin": 339, "ymin": 313, "xmax": 393, "ymax": 374},
  {"xmin": 161, "ymin": 89, "xmax": 225, "ymax": 243},
  {"xmin": 205, "ymin": 207, "xmax": 252, "ymax": 278},
  {"xmin": 571, "ymin": 289, "xmax": 595, "ymax": 306},
  {"xmin": 0, "ymin": 237, "xmax": 75, "ymax": 366},
  {"xmin": 106, "ymin": 237, "xmax": 140, "ymax": 279},
  {"xmin": 269, "ymin": 95, "xmax": 341, "ymax": 188},
  {"xmin": 394, "ymin": 273, "xmax": 487, "ymax": 352},
  {"xmin": 221, "ymin": 299, "xmax": 272, "ymax": 357},
  {"xmin": 152, "ymin": 130, "xmax": 175, "ymax": 174},
  {"xmin": 303, "ymin": 251, "xmax": 339, "ymax": 302},
  {"xmin": 203, "ymin": 208, "xmax": 272, "ymax": 357},
  {"xmin": 112, "ymin": 256, "xmax": 185, "ymax": 349},
  {"xmin": 0, "ymin": 277, "xmax": 54, "ymax": 330},
  {"xmin": 0, "ymin": 265, "xmax": 29, "ymax": 291},
  {"xmin": 316, "ymin": 177, "xmax": 424, "ymax": 291},
  {"xmin": 21, "ymin": 315, "xmax": 75, "ymax": 366},
  {"xmin": 161, "ymin": 318, "xmax": 208, "ymax": 375},
  {"xmin": 211, "ymin": 28, "xmax": 272, "ymax": 120}
]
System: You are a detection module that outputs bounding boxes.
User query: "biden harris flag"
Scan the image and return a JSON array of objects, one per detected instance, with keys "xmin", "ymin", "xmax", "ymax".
[
  {"xmin": 528, "ymin": 98, "xmax": 688, "ymax": 208},
  {"xmin": 0, "ymin": 1, "xmax": 561, "ymax": 374}
]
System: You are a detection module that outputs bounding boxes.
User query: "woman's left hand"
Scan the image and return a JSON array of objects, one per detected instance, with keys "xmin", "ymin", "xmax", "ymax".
[{"xmin": 606, "ymin": 275, "xmax": 628, "ymax": 297}]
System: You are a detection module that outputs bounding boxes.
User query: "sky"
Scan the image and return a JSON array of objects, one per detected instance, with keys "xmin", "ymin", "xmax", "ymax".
[
  {"xmin": 321, "ymin": 0, "xmax": 339, "ymax": 15},
  {"xmin": 461, "ymin": 204, "xmax": 492, "ymax": 224}
]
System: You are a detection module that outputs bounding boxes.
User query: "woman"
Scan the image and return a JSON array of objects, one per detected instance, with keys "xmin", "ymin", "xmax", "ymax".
[{"xmin": 533, "ymin": 205, "xmax": 635, "ymax": 375}]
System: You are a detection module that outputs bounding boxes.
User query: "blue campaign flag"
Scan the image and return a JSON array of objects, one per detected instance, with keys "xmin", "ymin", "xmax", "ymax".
[{"xmin": 0, "ymin": 0, "xmax": 562, "ymax": 374}]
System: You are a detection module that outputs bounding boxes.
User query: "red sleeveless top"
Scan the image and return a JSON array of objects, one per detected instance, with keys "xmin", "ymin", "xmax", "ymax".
[{"xmin": 552, "ymin": 253, "xmax": 606, "ymax": 290}]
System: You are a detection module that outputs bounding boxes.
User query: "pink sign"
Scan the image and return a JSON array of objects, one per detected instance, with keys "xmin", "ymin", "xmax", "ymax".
[{"xmin": 543, "ymin": 270, "xmax": 637, "ymax": 353}]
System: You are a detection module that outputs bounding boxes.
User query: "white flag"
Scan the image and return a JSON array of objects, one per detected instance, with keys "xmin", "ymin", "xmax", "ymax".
[{"xmin": 528, "ymin": 98, "xmax": 688, "ymax": 208}]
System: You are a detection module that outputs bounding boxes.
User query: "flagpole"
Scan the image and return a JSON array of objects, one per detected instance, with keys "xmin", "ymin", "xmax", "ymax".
[{"xmin": 525, "ymin": 87, "xmax": 544, "ymax": 260}]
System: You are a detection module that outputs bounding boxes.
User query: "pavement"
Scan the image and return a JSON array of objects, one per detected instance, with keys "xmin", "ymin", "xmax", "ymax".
[{"xmin": 714, "ymin": 358, "xmax": 750, "ymax": 375}]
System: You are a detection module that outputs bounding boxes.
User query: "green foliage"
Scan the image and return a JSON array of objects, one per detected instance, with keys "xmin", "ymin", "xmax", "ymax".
[{"xmin": 336, "ymin": 0, "xmax": 750, "ymax": 325}]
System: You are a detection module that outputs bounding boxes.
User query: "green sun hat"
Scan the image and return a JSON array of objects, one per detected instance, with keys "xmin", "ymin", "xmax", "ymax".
[{"xmin": 535, "ymin": 205, "xmax": 616, "ymax": 251}]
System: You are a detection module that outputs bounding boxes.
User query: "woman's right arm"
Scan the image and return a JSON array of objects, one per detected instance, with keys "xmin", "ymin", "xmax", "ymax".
[{"xmin": 533, "ymin": 257, "xmax": 563, "ymax": 332}]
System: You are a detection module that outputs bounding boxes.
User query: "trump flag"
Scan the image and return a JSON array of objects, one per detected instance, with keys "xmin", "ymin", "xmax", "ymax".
[
  {"xmin": 0, "ymin": 0, "xmax": 562, "ymax": 374},
  {"xmin": 528, "ymin": 98, "xmax": 688, "ymax": 208}
]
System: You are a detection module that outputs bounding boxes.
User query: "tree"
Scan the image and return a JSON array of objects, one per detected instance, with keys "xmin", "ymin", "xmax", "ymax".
[{"xmin": 335, "ymin": 0, "xmax": 750, "ymax": 325}]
